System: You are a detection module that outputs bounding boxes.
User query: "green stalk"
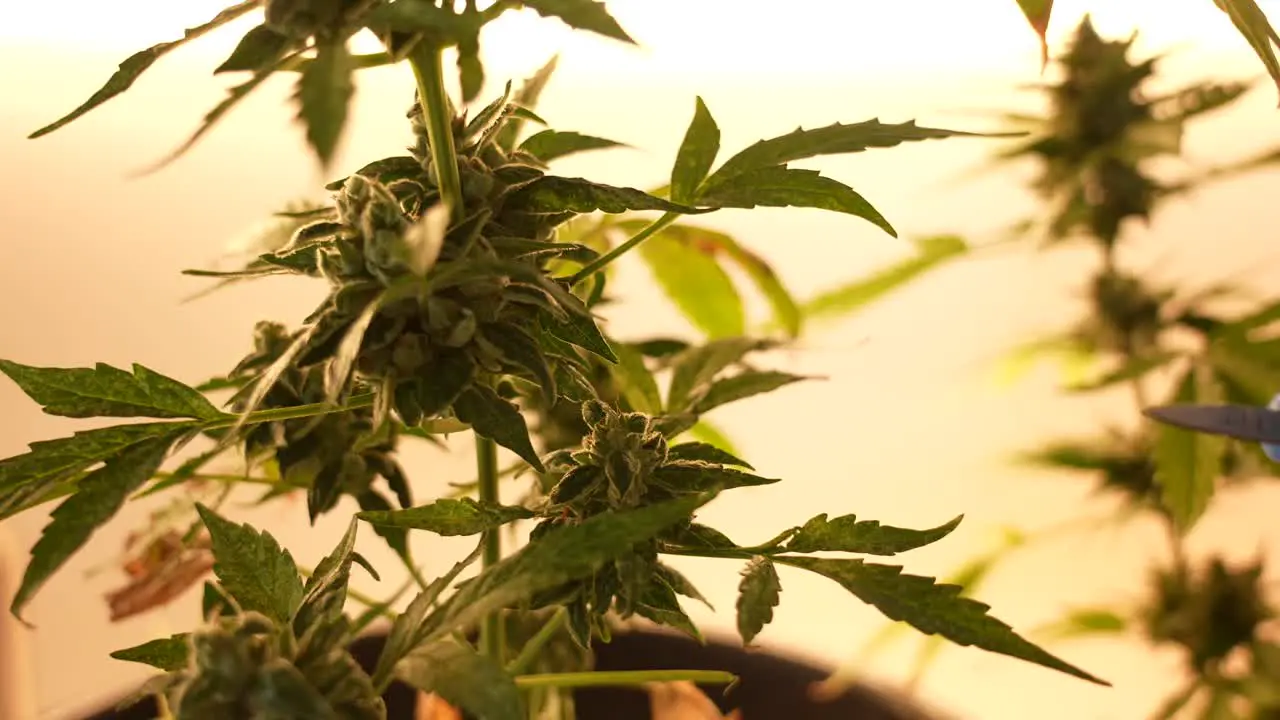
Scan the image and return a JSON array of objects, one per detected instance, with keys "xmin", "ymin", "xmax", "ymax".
[
  {"xmin": 569, "ymin": 211, "xmax": 679, "ymax": 285},
  {"xmin": 506, "ymin": 608, "xmax": 567, "ymax": 675},
  {"xmin": 475, "ymin": 435, "xmax": 505, "ymax": 660},
  {"xmin": 514, "ymin": 669, "xmax": 736, "ymax": 689},
  {"xmin": 408, "ymin": 42, "xmax": 464, "ymax": 222}
]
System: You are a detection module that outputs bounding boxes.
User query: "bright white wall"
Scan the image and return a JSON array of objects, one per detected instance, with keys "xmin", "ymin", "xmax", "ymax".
[{"xmin": 4, "ymin": 2, "xmax": 1280, "ymax": 718}]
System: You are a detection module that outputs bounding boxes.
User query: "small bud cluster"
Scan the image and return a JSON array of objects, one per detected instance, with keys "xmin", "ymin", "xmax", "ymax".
[
  {"xmin": 232, "ymin": 322, "xmax": 411, "ymax": 522},
  {"xmin": 168, "ymin": 610, "xmax": 382, "ymax": 720},
  {"xmin": 1145, "ymin": 558, "xmax": 1273, "ymax": 672},
  {"xmin": 528, "ymin": 400, "xmax": 720, "ymax": 646}
]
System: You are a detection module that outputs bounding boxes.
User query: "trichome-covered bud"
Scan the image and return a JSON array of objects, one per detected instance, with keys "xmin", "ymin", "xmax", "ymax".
[{"xmin": 582, "ymin": 399, "xmax": 609, "ymax": 427}]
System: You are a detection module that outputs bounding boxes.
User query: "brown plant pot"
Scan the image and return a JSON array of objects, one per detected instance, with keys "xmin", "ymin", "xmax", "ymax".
[{"xmin": 83, "ymin": 629, "xmax": 944, "ymax": 720}]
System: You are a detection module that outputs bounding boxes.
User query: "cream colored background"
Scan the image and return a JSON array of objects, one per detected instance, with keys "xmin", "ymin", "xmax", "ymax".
[{"xmin": 4, "ymin": 1, "xmax": 1280, "ymax": 718}]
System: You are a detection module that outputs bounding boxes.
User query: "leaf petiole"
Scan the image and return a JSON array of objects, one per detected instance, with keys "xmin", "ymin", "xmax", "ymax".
[{"xmin": 569, "ymin": 212, "xmax": 680, "ymax": 285}]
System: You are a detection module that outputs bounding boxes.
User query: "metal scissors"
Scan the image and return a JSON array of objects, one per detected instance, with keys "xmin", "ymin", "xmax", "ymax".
[{"xmin": 1143, "ymin": 392, "xmax": 1280, "ymax": 461}]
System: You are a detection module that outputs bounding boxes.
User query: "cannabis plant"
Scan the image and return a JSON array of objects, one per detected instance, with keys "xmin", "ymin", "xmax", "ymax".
[
  {"xmin": 821, "ymin": 15, "xmax": 1280, "ymax": 718},
  {"xmin": 1012, "ymin": 0, "xmax": 1280, "ymax": 103},
  {"xmin": 3, "ymin": 2, "xmax": 1107, "ymax": 718}
]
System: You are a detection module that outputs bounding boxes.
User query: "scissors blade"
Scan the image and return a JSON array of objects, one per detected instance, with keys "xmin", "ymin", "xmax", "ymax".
[{"xmin": 1143, "ymin": 404, "xmax": 1280, "ymax": 444}]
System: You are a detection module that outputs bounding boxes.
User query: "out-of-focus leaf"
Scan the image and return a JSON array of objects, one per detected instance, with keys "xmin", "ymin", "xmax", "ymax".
[
  {"xmin": 1014, "ymin": 0, "xmax": 1055, "ymax": 68},
  {"xmin": 28, "ymin": 1, "xmax": 261, "ymax": 139},
  {"xmin": 619, "ymin": 220, "xmax": 803, "ymax": 339},
  {"xmin": 1065, "ymin": 352, "xmax": 1181, "ymax": 393},
  {"xmin": 1214, "ymin": 0, "xmax": 1280, "ymax": 103},
  {"xmin": 1153, "ymin": 365, "xmax": 1227, "ymax": 531},
  {"xmin": 637, "ymin": 228, "xmax": 745, "ymax": 340},
  {"xmin": 1031, "ymin": 608, "xmax": 1130, "ymax": 641},
  {"xmin": 685, "ymin": 421, "xmax": 741, "ymax": 458},
  {"xmin": 798, "ymin": 235, "xmax": 969, "ymax": 327}
]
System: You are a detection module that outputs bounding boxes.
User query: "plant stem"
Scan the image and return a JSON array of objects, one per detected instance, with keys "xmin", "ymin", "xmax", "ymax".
[
  {"xmin": 208, "ymin": 393, "xmax": 376, "ymax": 428},
  {"xmin": 506, "ymin": 608, "xmax": 567, "ymax": 675},
  {"xmin": 514, "ymin": 669, "xmax": 736, "ymax": 689},
  {"xmin": 475, "ymin": 435, "xmax": 505, "ymax": 659},
  {"xmin": 408, "ymin": 42, "xmax": 464, "ymax": 221},
  {"xmin": 569, "ymin": 212, "xmax": 679, "ymax": 285}
]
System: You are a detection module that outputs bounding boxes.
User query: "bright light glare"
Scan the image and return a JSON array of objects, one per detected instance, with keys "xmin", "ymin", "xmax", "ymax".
[{"xmin": 2, "ymin": 1, "xmax": 1269, "ymax": 60}]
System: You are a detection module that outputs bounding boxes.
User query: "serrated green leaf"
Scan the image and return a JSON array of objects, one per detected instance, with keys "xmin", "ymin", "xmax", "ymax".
[
  {"xmin": 519, "ymin": 129, "xmax": 626, "ymax": 162},
  {"xmin": 699, "ymin": 166, "xmax": 895, "ymax": 237},
  {"xmin": 652, "ymin": 463, "xmax": 778, "ymax": 491},
  {"xmin": 543, "ymin": 312, "xmax": 618, "ymax": 363},
  {"xmin": 359, "ymin": 497, "xmax": 535, "ymax": 536},
  {"xmin": 1154, "ymin": 367, "xmax": 1227, "ymax": 531},
  {"xmin": 196, "ymin": 504, "xmax": 305, "ymax": 623},
  {"xmin": 373, "ymin": 543, "xmax": 484, "ymax": 687},
  {"xmin": 326, "ymin": 156, "xmax": 423, "ymax": 191},
  {"xmin": 507, "ymin": 177, "xmax": 705, "ymax": 215},
  {"xmin": 0, "ymin": 360, "xmax": 222, "ymax": 420},
  {"xmin": 636, "ymin": 577, "xmax": 702, "ymax": 642},
  {"xmin": 452, "ymin": 385, "xmax": 545, "ymax": 472},
  {"xmin": 202, "ymin": 580, "xmax": 236, "ymax": 619},
  {"xmin": 611, "ymin": 343, "xmax": 661, "ymax": 414},
  {"xmin": 396, "ymin": 640, "xmax": 524, "ymax": 720},
  {"xmin": 1014, "ymin": 0, "xmax": 1055, "ymax": 67},
  {"xmin": 638, "ymin": 229, "xmax": 744, "ymax": 340},
  {"xmin": 654, "ymin": 561, "xmax": 713, "ymax": 609},
  {"xmin": 497, "ymin": 56, "xmax": 558, "ymax": 151},
  {"xmin": 736, "ymin": 557, "xmax": 781, "ymax": 645},
  {"xmin": 522, "ymin": 0, "xmax": 635, "ymax": 44},
  {"xmin": 704, "ymin": 120, "xmax": 997, "ymax": 191},
  {"xmin": 28, "ymin": 1, "xmax": 260, "ymax": 139},
  {"xmin": 0, "ymin": 422, "xmax": 191, "ymax": 522},
  {"xmin": 110, "ymin": 634, "xmax": 191, "ymax": 672},
  {"xmin": 293, "ymin": 518, "xmax": 360, "ymax": 638},
  {"xmin": 671, "ymin": 97, "xmax": 721, "ymax": 203},
  {"xmin": 779, "ymin": 556, "xmax": 1106, "ymax": 685},
  {"xmin": 423, "ymin": 494, "xmax": 716, "ymax": 648},
  {"xmin": 799, "ymin": 235, "xmax": 969, "ymax": 326},
  {"xmin": 296, "ymin": 39, "xmax": 355, "ymax": 169},
  {"xmin": 666, "ymin": 442, "xmax": 752, "ymax": 469},
  {"xmin": 693, "ymin": 370, "xmax": 809, "ymax": 414},
  {"xmin": 786, "ymin": 514, "xmax": 963, "ymax": 556},
  {"xmin": 356, "ymin": 491, "xmax": 409, "ymax": 560},
  {"xmin": 215, "ymin": 24, "xmax": 292, "ymax": 74},
  {"xmin": 666, "ymin": 337, "xmax": 771, "ymax": 412},
  {"xmin": 1215, "ymin": 0, "xmax": 1280, "ymax": 102},
  {"xmin": 12, "ymin": 432, "xmax": 180, "ymax": 619},
  {"xmin": 485, "ymin": 323, "xmax": 556, "ymax": 400}
]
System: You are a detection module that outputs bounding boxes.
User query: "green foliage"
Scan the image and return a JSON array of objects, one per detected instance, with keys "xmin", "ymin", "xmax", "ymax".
[
  {"xmin": 1, "ymin": 4, "xmax": 1116, "ymax": 718},
  {"xmin": 912, "ymin": 15, "xmax": 1280, "ymax": 717},
  {"xmin": 735, "ymin": 557, "xmax": 781, "ymax": 646},
  {"xmin": 1009, "ymin": 0, "xmax": 1280, "ymax": 102}
]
